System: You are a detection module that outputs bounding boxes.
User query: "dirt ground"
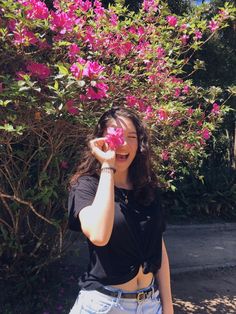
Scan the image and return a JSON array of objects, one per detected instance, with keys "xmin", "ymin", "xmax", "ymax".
[{"xmin": 171, "ymin": 267, "xmax": 236, "ymax": 314}]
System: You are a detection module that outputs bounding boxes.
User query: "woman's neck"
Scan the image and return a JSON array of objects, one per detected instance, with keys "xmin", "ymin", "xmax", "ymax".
[{"xmin": 114, "ymin": 171, "xmax": 132, "ymax": 189}]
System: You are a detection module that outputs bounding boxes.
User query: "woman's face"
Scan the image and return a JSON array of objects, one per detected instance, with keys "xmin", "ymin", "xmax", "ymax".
[{"xmin": 104, "ymin": 115, "xmax": 138, "ymax": 172}]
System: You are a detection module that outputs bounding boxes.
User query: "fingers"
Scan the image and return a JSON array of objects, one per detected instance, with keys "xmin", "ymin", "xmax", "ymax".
[{"xmin": 89, "ymin": 137, "xmax": 115, "ymax": 164}]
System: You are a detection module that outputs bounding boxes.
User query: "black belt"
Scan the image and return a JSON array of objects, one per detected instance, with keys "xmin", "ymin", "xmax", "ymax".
[{"xmin": 96, "ymin": 283, "xmax": 158, "ymax": 302}]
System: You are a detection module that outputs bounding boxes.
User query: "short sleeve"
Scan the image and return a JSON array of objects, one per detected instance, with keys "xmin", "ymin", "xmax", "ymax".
[{"xmin": 68, "ymin": 175, "xmax": 98, "ymax": 232}]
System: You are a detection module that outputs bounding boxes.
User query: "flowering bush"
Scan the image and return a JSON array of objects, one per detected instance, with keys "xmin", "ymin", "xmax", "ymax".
[{"xmin": 0, "ymin": 0, "xmax": 235, "ymax": 279}]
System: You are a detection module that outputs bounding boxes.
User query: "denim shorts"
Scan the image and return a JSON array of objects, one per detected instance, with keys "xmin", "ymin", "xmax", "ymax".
[{"xmin": 69, "ymin": 280, "xmax": 162, "ymax": 314}]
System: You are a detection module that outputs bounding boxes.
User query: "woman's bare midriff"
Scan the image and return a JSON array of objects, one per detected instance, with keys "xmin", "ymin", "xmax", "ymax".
[{"xmin": 111, "ymin": 265, "xmax": 154, "ymax": 291}]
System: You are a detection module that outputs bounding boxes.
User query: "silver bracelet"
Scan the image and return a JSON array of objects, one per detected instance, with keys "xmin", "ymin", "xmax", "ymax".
[{"xmin": 101, "ymin": 167, "xmax": 116, "ymax": 174}]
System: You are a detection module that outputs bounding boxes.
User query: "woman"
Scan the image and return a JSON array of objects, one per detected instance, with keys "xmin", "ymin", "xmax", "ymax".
[{"xmin": 68, "ymin": 107, "xmax": 173, "ymax": 313}]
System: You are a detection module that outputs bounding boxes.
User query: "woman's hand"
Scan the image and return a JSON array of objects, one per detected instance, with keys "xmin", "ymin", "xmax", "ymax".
[{"xmin": 89, "ymin": 137, "xmax": 116, "ymax": 168}]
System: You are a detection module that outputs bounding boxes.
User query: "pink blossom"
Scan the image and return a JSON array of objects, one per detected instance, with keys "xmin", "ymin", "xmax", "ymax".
[
  {"xmin": 50, "ymin": 11, "xmax": 74, "ymax": 34},
  {"xmin": 172, "ymin": 119, "xmax": 181, "ymax": 127},
  {"xmin": 7, "ymin": 19, "xmax": 17, "ymax": 31},
  {"xmin": 211, "ymin": 103, "xmax": 220, "ymax": 115},
  {"xmin": 110, "ymin": 14, "xmax": 118, "ymax": 27},
  {"xmin": 66, "ymin": 100, "xmax": 79, "ymax": 115},
  {"xmin": 187, "ymin": 108, "xmax": 194, "ymax": 116},
  {"xmin": 174, "ymin": 88, "xmax": 181, "ymax": 98},
  {"xmin": 182, "ymin": 85, "xmax": 190, "ymax": 94},
  {"xmin": 161, "ymin": 150, "xmax": 169, "ymax": 161},
  {"xmin": 180, "ymin": 23, "xmax": 188, "ymax": 31},
  {"xmin": 86, "ymin": 82, "xmax": 108, "ymax": 100},
  {"xmin": 70, "ymin": 58, "xmax": 86, "ymax": 79},
  {"xmin": 26, "ymin": 62, "xmax": 51, "ymax": 80},
  {"xmin": 197, "ymin": 120, "xmax": 203, "ymax": 127},
  {"xmin": 208, "ymin": 20, "xmax": 219, "ymax": 32},
  {"xmin": 68, "ymin": 44, "xmax": 80, "ymax": 59},
  {"xmin": 143, "ymin": 0, "xmax": 158, "ymax": 12},
  {"xmin": 201, "ymin": 128, "xmax": 211, "ymax": 140},
  {"xmin": 105, "ymin": 127, "xmax": 124, "ymax": 150},
  {"xmin": 94, "ymin": 0, "xmax": 105, "ymax": 18},
  {"xmin": 24, "ymin": 0, "xmax": 49, "ymax": 20},
  {"xmin": 38, "ymin": 40, "xmax": 51, "ymax": 50},
  {"xmin": 13, "ymin": 27, "xmax": 38, "ymax": 46},
  {"xmin": 157, "ymin": 109, "xmax": 168, "ymax": 121},
  {"xmin": 166, "ymin": 16, "xmax": 178, "ymax": 27},
  {"xmin": 79, "ymin": 0, "xmax": 92, "ymax": 12},
  {"xmin": 126, "ymin": 95, "xmax": 137, "ymax": 107},
  {"xmin": 82, "ymin": 61, "xmax": 105, "ymax": 79},
  {"xmin": 157, "ymin": 47, "xmax": 165, "ymax": 59},
  {"xmin": 194, "ymin": 29, "xmax": 202, "ymax": 40},
  {"xmin": 180, "ymin": 34, "xmax": 189, "ymax": 45},
  {"xmin": 218, "ymin": 9, "xmax": 229, "ymax": 20}
]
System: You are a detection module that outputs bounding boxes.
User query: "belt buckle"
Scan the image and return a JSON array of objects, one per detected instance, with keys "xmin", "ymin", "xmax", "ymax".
[{"xmin": 137, "ymin": 291, "xmax": 146, "ymax": 303}]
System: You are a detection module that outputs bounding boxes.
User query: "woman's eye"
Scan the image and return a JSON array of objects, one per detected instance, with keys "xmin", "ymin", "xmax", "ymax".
[{"xmin": 128, "ymin": 136, "xmax": 137, "ymax": 139}]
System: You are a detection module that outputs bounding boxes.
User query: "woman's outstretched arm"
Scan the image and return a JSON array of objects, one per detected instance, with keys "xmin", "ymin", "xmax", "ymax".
[{"xmin": 156, "ymin": 238, "xmax": 174, "ymax": 314}]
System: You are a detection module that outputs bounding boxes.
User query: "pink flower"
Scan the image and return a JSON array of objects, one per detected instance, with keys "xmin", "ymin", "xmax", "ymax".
[
  {"xmin": 24, "ymin": 0, "xmax": 49, "ymax": 20},
  {"xmin": 70, "ymin": 58, "xmax": 86, "ymax": 79},
  {"xmin": 174, "ymin": 88, "xmax": 181, "ymax": 98},
  {"xmin": 201, "ymin": 128, "xmax": 211, "ymax": 140},
  {"xmin": 180, "ymin": 23, "xmax": 188, "ymax": 31},
  {"xmin": 110, "ymin": 13, "xmax": 118, "ymax": 26},
  {"xmin": 79, "ymin": 0, "xmax": 92, "ymax": 12},
  {"xmin": 194, "ymin": 30, "xmax": 202, "ymax": 40},
  {"xmin": 211, "ymin": 103, "xmax": 220, "ymax": 115},
  {"xmin": 161, "ymin": 150, "xmax": 169, "ymax": 161},
  {"xmin": 105, "ymin": 127, "xmax": 124, "ymax": 150},
  {"xmin": 144, "ymin": 105, "xmax": 153, "ymax": 120},
  {"xmin": 172, "ymin": 119, "xmax": 181, "ymax": 127},
  {"xmin": 68, "ymin": 44, "xmax": 80, "ymax": 59},
  {"xmin": 166, "ymin": 16, "xmax": 178, "ymax": 27},
  {"xmin": 13, "ymin": 27, "xmax": 38, "ymax": 46},
  {"xmin": 157, "ymin": 109, "xmax": 168, "ymax": 121},
  {"xmin": 86, "ymin": 82, "xmax": 108, "ymax": 100},
  {"xmin": 180, "ymin": 34, "xmax": 189, "ymax": 45},
  {"xmin": 218, "ymin": 9, "xmax": 229, "ymax": 21},
  {"xmin": 50, "ymin": 11, "xmax": 74, "ymax": 34},
  {"xmin": 208, "ymin": 20, "xmax": 219, "ymax": 32},
  {"xmin": 26, "ymin": 62, "xmax": 51, "ymax": 79},
  {"xmin": 126, "ymin": 95, "xmax": 137, "ymax": 107},
  {"xmin": 182, "ymin": 85, "xmax": 190, "ymax": 94},
  {"xmin": 143, "ymin": 0, "xmax": 158, "ymax": 12},
  {"xmin": 82, "ymin": 61, "xmax": 105, "ymax": 79},
  {"xmin": 66, "ymin": 99, "xmax": 79, "ymax": 115},
  {"xmin": 94, "ymin": 0, "xmax": 105, "ymax": 18},
  {"xmin": 157, "ymin": 47, "xmax": 165, "ymax": 58},
  {"xmin": 187, "ymin": 108, "xmax": 194, "ymax": 116}
]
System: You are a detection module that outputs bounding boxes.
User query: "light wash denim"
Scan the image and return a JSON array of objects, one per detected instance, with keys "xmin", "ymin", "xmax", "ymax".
[{"xmin": 69, "ymin": 281, "xmax": 162, "ymax": 314}]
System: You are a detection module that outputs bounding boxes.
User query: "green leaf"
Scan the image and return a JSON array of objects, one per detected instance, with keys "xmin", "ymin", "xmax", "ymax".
[{"xmin": 57, "ymin": 64, "xmax": 69, "ymax": 76}]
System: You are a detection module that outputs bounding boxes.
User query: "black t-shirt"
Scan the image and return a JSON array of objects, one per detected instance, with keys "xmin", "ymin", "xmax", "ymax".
[{"xmin": 68, "ymin": 175, "xmax": 166, "ymax": 290}]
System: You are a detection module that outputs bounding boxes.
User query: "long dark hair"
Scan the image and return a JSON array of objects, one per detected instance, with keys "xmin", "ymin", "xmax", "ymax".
[{"xmin": 69, "ymin": 107, "xmax": 158, "ymax": 205}]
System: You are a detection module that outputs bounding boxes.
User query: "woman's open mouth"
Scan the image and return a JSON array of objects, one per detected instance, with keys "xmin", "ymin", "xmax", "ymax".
[{"xmin": 116, "ymin": 153, "xmax": 129, "ymax": 161}]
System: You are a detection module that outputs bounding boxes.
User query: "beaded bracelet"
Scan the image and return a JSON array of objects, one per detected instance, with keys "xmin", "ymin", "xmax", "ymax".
[{"xmin": 101, "ymin": 167, "xmax": 116, "ymax": 174}]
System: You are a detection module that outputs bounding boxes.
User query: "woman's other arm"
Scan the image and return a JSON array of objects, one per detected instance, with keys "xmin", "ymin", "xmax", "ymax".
[{"xmin": 156, "ymin": 238, "xmax": 174, "ymax": 314}]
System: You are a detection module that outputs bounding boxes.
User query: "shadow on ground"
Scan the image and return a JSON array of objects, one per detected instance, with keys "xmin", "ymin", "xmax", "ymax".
[{"xmin": 171, "ymin": 267, "xmax": 236, "ymax": 314}]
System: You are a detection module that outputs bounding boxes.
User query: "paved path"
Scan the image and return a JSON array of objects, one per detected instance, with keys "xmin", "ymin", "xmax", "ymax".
[{"xmin": 164, "ymin": 223, "xmax": 236, "ymax": 274}]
